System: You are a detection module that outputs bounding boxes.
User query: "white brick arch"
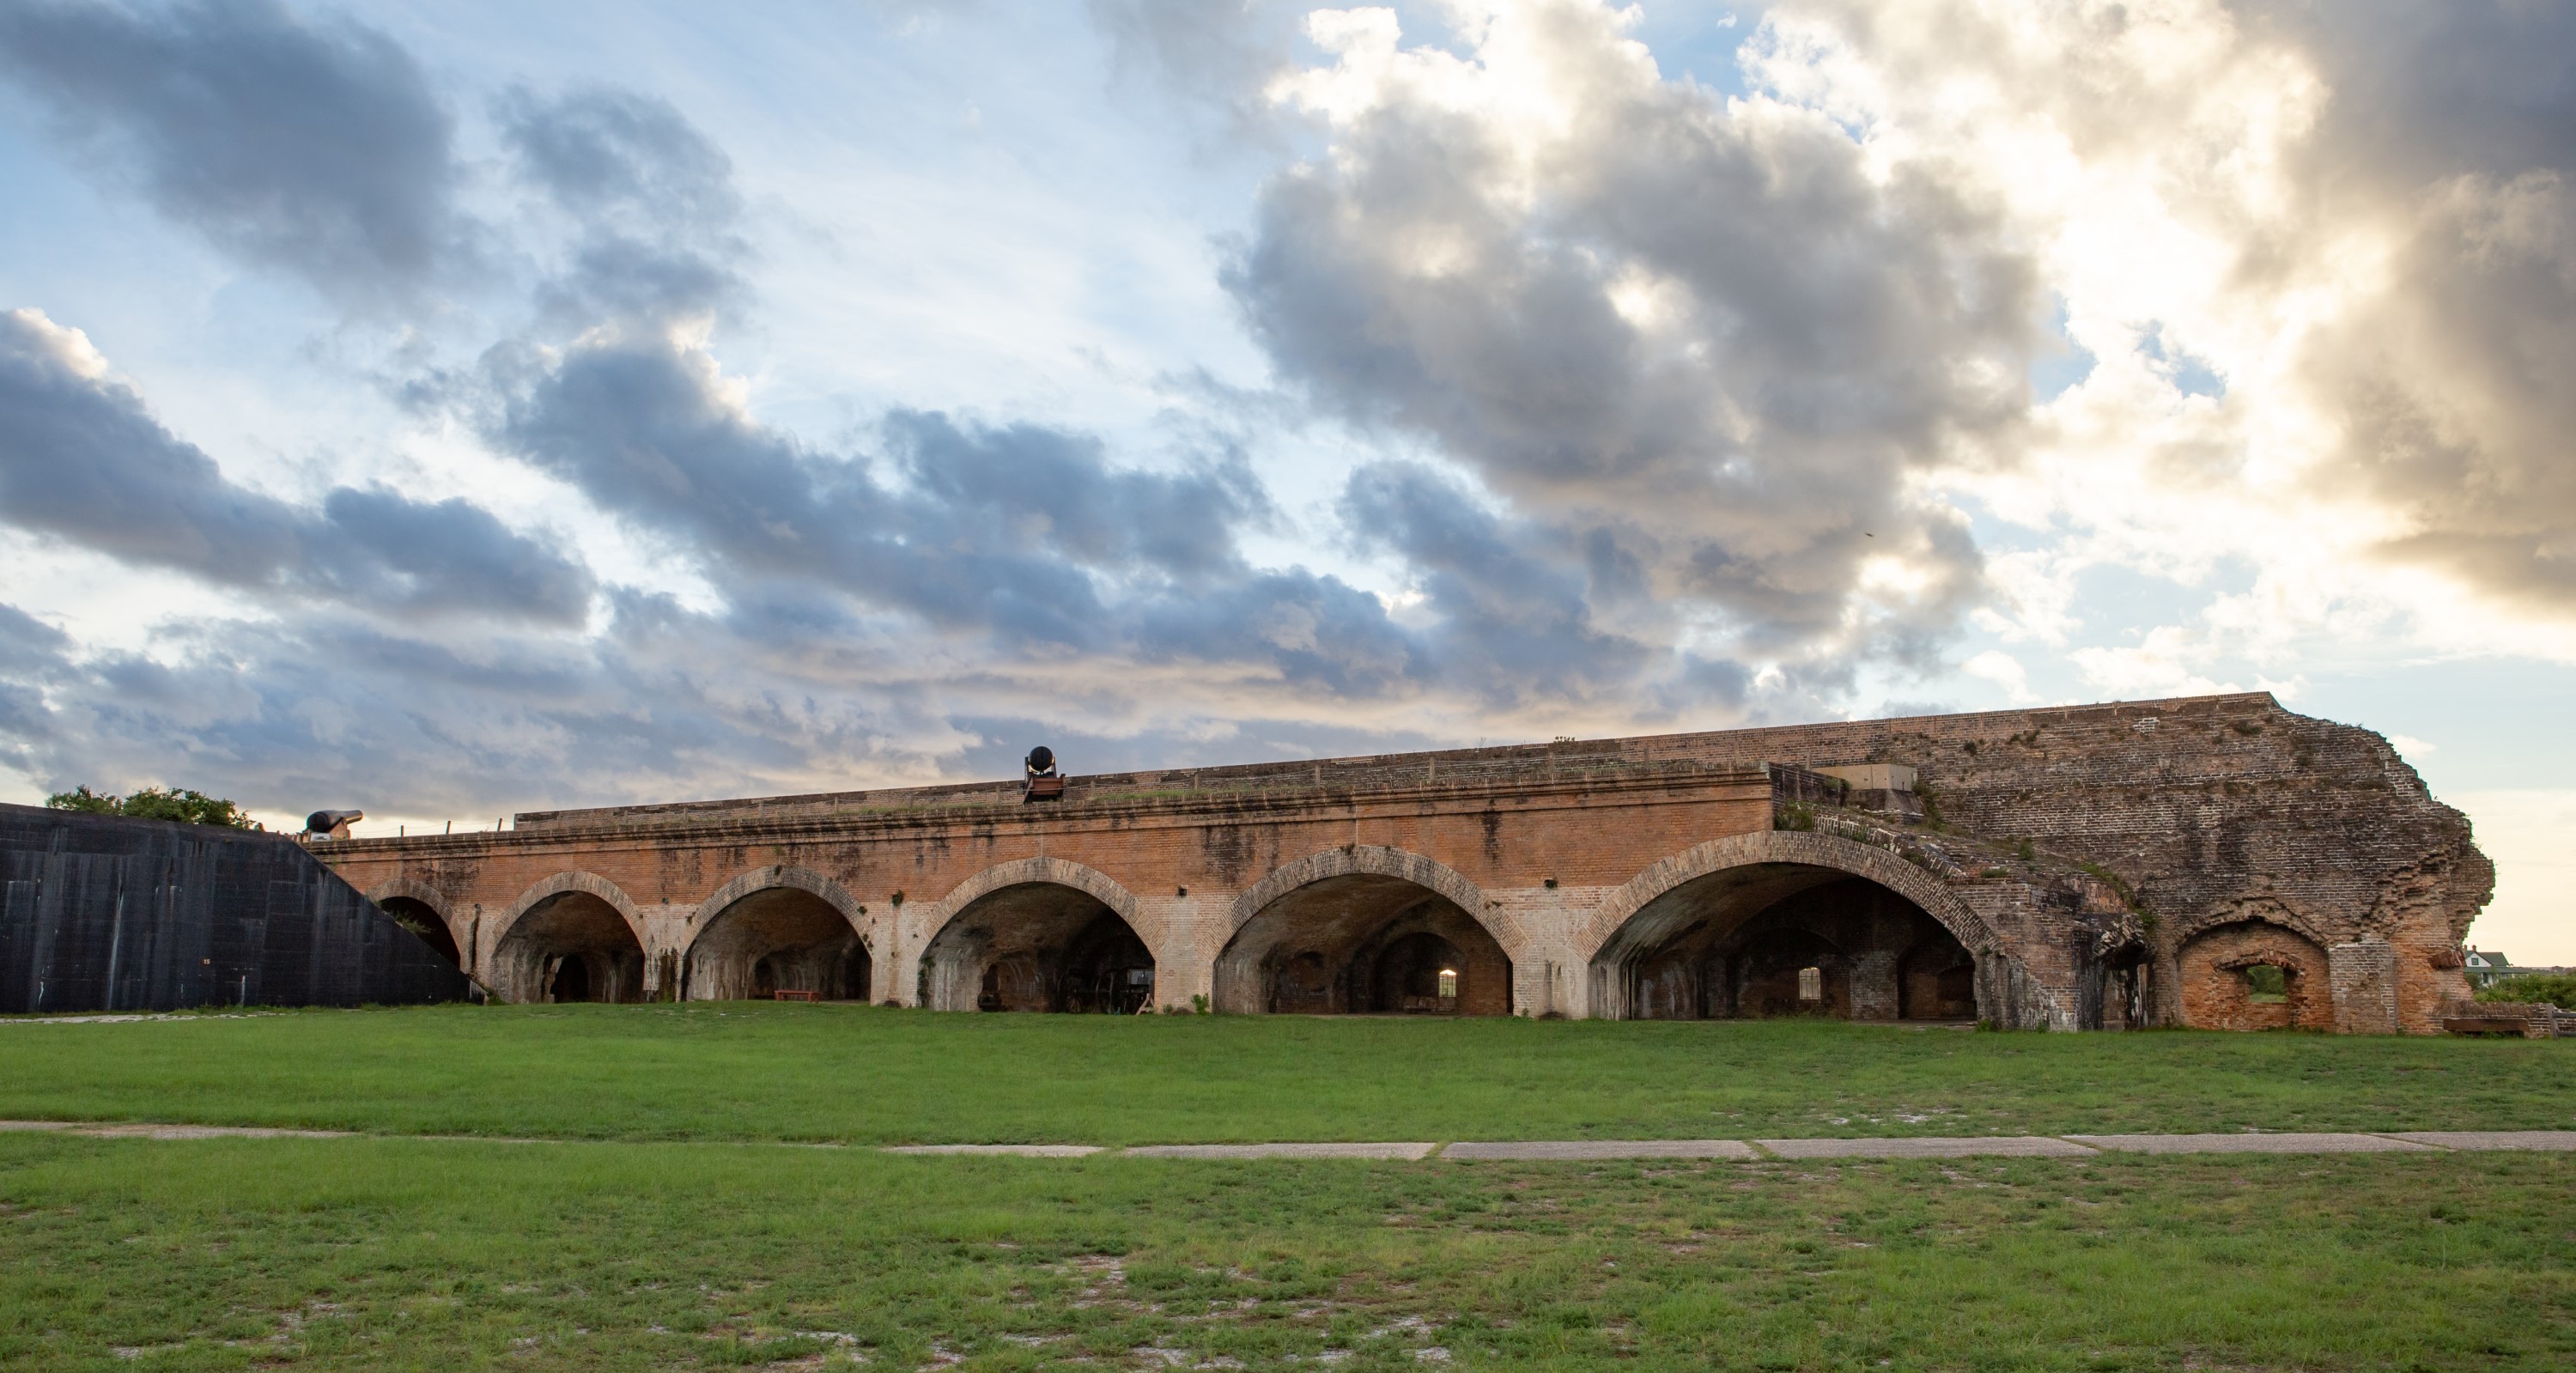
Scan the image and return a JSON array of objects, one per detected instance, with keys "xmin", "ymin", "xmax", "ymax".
[
  {"xmin": 1212, "ymin": 845, "xmax": 1516, "ymax": 1016},
  {"xmin": 1577, "ymin": 830, "xmax": 2001, "ymax": 965},
  {"xmin": 1223, "ymin": 844, "xmax": 1504, "ymax": 951},
  {"xmin": 362, "ymin": 875, "xmax": 473, "ymax": 975},
  {"xmin": 1579, "ymin": 830, "xmax": 2028, "ymax": 1022},
  {"xmin": 919, "ymin": 856, "xmax": 1147, "ymax": 942},
  {"xmin": 494, "ymin": 871, "xmax": 650, "ymax": 950},
  {"xmin": 911, "ymin": 857, "xmax": 1155, "ymax": 1011},
  {"xmin": 486, "ymin": 871, "xmax": 653, "ymax": 1005},
  {"xmin": 362, "ymin": 875, "xmax": 459, "ymax": 935}
]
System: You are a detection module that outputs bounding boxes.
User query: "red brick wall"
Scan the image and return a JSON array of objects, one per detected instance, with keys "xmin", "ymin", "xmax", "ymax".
[{"xmin": 315, "ymin": 691, "xmax": 2488, "ymax": 1030}]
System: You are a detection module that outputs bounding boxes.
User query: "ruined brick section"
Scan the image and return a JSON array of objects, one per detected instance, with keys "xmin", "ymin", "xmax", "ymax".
[
  {"xmin": 314, "ymin": 693, "xmax": 2488, "ymax": 1033},
  {"xmin": 2176, "ymin": 922, "xmax": 2336, "ymax": 1031}
]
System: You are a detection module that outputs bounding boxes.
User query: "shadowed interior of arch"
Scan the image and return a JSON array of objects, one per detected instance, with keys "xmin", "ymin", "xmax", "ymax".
[
  {"xmin": 1592, "ymin": 865, "xmax": 1975, "ymax": 1022},
  {"xmin": 492, "ymin": 890, "xmax": 647, "ymax": 1004},
  {"xmin": 376, "ymin": 896, "xmax": 460, "ymax": 969},
  {"xmin": 687, "ymin": 887, "xmax": 870, "ymax": 1001},
  {"xmin": 1213, "ymin": 873, "xmax": 1511, "ymax": 1016},
  {"xmin": 918, "ymin": 883, "xmax": 1154, "ymax": 1013}
]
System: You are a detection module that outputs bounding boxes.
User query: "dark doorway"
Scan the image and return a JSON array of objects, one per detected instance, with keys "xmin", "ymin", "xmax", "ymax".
[
  {"xmin": 1214, "ymin": 872, "xmax": 1510, "ymax": 1016},
  {"xmin": 1595, "ymin": 867, "xmax": 1976, "ymax": 1022},
  {"xmin": 686, "ymin": 887, "xmax": 865, "ymax": 1001},
  {"xmin": 920, "ymin": 884, "xmax": 1157, "ymax": 1012},
  {"xmin": 494, "ymin": 890, "xmax": 646, "ymax": 1003},
  {"xmin": 549, "ymin": 953, "xmax": 591, "ymax": 1003}
]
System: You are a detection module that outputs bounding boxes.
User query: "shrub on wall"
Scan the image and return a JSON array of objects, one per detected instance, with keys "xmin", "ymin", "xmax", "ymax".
[{"xmin": 45, "ymin": 786, "xmax": 260, "ymax": 829}]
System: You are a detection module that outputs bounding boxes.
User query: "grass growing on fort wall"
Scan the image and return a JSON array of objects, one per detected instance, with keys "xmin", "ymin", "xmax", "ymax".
[
  {"xmin": 1, "ymin": 1132, "xmax": 2569, "ymax": 1371},
  {"xmin": 1, "ymin": 1005, "xmax": 2570, "ymax": 1144}
]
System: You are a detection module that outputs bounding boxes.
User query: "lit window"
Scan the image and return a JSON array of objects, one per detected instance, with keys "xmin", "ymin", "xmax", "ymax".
[
  {"xmin": 1437, "ymin": 968, "xmax": 1459, "ymax": 999},
  {"xmin": 1798, "ymin": 966, "xmax": 1822, "ymax": 1001}
]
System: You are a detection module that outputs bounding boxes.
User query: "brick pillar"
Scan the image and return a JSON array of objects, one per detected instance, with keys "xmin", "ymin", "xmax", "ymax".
[
  {"xmin": 1850, "ymin": 950, "xmax": 1900, "ymax": 1020},
  {"xmin": 2329, "ymin": 939, "xmax": 2400, "ymax": 1035},
  {"xmin": 638, "ymin": 905, "xmax": 693, "ymax": 1000}
]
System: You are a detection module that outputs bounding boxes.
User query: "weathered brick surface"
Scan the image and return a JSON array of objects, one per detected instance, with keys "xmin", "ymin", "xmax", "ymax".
[
  {"xmin": 312, "ymin": 692, "xmax": 2488, "ymax": 1031},
  {"xmin": 2175, "ymin": 921, "xmax": 2334, "ymax": 1031}
]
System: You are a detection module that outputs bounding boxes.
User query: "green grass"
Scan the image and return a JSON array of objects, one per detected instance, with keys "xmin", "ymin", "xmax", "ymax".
[
  {"xmin": 1, "ymin": 1132, "xmax": 2568, "ymax": 1371},
  {"xmin": 1, "ymin": 1005, "xmax": 2570, "ymax": 1144}
]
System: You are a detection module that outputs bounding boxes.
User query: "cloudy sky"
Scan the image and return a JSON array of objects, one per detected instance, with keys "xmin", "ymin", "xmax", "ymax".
[{"xmin": 0, "ymin": 0, "xmax": 2567, "ymax": 957}]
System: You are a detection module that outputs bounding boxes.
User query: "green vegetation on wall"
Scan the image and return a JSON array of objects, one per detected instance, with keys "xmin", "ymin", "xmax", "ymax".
[{"xmin": 42, "ymin": 786, "xmax": 260, "ymax": 829}]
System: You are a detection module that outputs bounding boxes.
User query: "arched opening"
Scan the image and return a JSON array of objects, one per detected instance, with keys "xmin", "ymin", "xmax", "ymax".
[
  {"xmin": 378, "ymin": 896, "xmax": 460, "ymax": 969},
  {"xmin": 1213, "ymin": 873, "xmax": 1511, "ymax": 1016},
  {"xmin": 687, "ymin": 887, "xmax": 868, "ymax": 1001},
  {"xmin": 492, "ymin": 890, "xmax": 646, "ymax": 1004},
  {"xmin": 919, "ymin": 883, "xmax": 1154, "ymax": 1013},
  {"xmin": 2177, "ymin": 920, "xmax": 2332, "ymax": 1030},
  {"xmin": 1594, "ymin": 866, "xmax": 1976, "ymax": 1022}
]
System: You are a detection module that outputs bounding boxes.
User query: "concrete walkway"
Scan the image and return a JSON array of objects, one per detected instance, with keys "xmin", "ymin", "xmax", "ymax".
[{"xmin": 7, "ymin": 1120, "xmax": 2574, "ymax": 1157}]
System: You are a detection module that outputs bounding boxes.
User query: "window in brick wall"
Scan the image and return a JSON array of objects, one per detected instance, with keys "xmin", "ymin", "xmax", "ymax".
[
  {"xmin": 1798, "ymin": 966, "xmax": 1823, "ymax": 1001},
  {"xmin": 2243, "ymin": 964, "xmax": 2289, "ymax": 1004},
  {"xmin": 1437, "ymin": 968, "xmax": 1458, "ymax": 999}
]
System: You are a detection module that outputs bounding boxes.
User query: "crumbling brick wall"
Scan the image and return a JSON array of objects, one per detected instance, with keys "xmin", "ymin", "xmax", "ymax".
[
  {"xmin": 2177, "ymin": 921, "xmax": 2336, "ymax": 1031},
  {"xmin": 317, "ymin": 692, "xmax": 2487, "ymax": 1032}
]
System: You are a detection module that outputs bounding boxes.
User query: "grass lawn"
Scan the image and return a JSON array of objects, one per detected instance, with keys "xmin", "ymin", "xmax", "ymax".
[
  {"xmin": 2, "ymin": 1131, "xmax": 2569, "ymax": 1371},
  {"xmin": 1, "ymin": 1005, "xmax": 2571, "ymax": 1145}
]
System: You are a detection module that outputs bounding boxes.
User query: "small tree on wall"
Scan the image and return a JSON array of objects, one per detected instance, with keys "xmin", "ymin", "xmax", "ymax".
[{"xmin": 45, "ymin": 786, "xmax": 262, "ymax": 829}]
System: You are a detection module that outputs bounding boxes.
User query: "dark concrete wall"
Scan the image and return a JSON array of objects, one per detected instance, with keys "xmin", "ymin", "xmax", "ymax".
[{"xmin": 0, "ymin": 804, "xmax": 475, "ymax": 1014}]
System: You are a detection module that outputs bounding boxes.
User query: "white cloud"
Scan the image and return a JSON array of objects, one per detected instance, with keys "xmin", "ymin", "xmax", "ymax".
[
  {"xmin": 1961, "ymin": 649, "xmax": 2034, "ymax": 703},
  {"xmin": 2448, "ymin": 790, "xmax": 2576, "ymax": 965}
]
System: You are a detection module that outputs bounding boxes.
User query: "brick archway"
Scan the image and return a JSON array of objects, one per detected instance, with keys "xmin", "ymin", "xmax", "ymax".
[
  {"xmin": 363, "ymin": 876, "xmax": 467, "ymax": 969},
  {"xmin": 1582, "ymin": 831, "xmax": 2020, "ymax": 1023},
  {"xmin": 2176, "ymin": 919, "xmax": 2334, "ymax": 1031},
  {"xmin": 489, "ymin": 872, "xmax": 652, "ymax": 1004},
  {"xmin": 1214, "ymin": 846, "xmax": 1511, "ymax": 1016},
  {"xmin": 684, "ymin": 866, "xmax": 875, "ymax": 1002},
  {"xmin": 495, "ymin": 872, "xmax": 650, "ymax": 950},
  {"xmin": 362, "ymin": 875, "xmax": 454, "ymax": 926},
  {"xmin": 915, "ymin": 858, "xmax": 1155, "ymax": 1012},
  {"xmin": 1223, "ymin": 845, "xmax": 1499, "ymax": 945}
]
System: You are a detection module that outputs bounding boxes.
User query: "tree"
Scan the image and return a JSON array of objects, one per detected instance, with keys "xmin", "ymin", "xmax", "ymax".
[{"xmin": 44, "ymin": 786, "xmax": 262, "ymax": 829}]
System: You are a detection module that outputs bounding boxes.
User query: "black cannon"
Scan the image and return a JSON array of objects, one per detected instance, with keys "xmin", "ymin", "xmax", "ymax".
[
  {"xmin": 303, "ymin": 808, "xmax": 364, "ymax": 839},
  {"xmin": 1023, "ymin": 746, "xmax": 1064, "ymax": 803}
]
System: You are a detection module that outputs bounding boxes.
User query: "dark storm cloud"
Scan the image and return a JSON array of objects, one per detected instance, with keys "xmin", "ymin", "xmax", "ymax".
[
  {"xmin": 1339, "ymin": 461, "xmax": 1656, "ymax": 704},
  {"xmin": 887, "ymin": 410, "xmax": 1264, "ymax": 581},
  {"xmin": 1226, "ymin": 0, "xmax": 2018, "ymax": 666},
  {"xmin": 500, "ymin": 86, "xmax": 740, "ymax": 233},
  {"xmin": 0, "ymin": 0, "xmax": 464, "ymax": 299},
  {"xmin": 499, "ymin": 87, "xmax": 749, "ymax": 326},
  {"xmin": 0, "ymin": 308, "xmax": 593, "ymax": 623},
  {"xmin": 0, "ymin": 580, "xmax": 1415, "ymax": 822},
  {"xmin": 483, "ymin": 324, "xmax": 1425, "ymax": 681},
  {"xmin": 0, "ymin": 604, "xmax": 70, "ymax": 775},
  {"xmin": 465, "ymin": 82, "xmax": 1431, "ymax": 700}
]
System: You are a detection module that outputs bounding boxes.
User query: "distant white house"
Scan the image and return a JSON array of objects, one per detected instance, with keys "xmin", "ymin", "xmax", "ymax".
[{"xmin": 2467, "ymin": 949, "xmax": 2571, "ymax": 990}]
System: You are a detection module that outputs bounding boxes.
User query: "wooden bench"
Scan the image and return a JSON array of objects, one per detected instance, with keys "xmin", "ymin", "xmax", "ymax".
[{"xmin": 773, "ymin": 989, "xmax": 821, "ymax": 1003}]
